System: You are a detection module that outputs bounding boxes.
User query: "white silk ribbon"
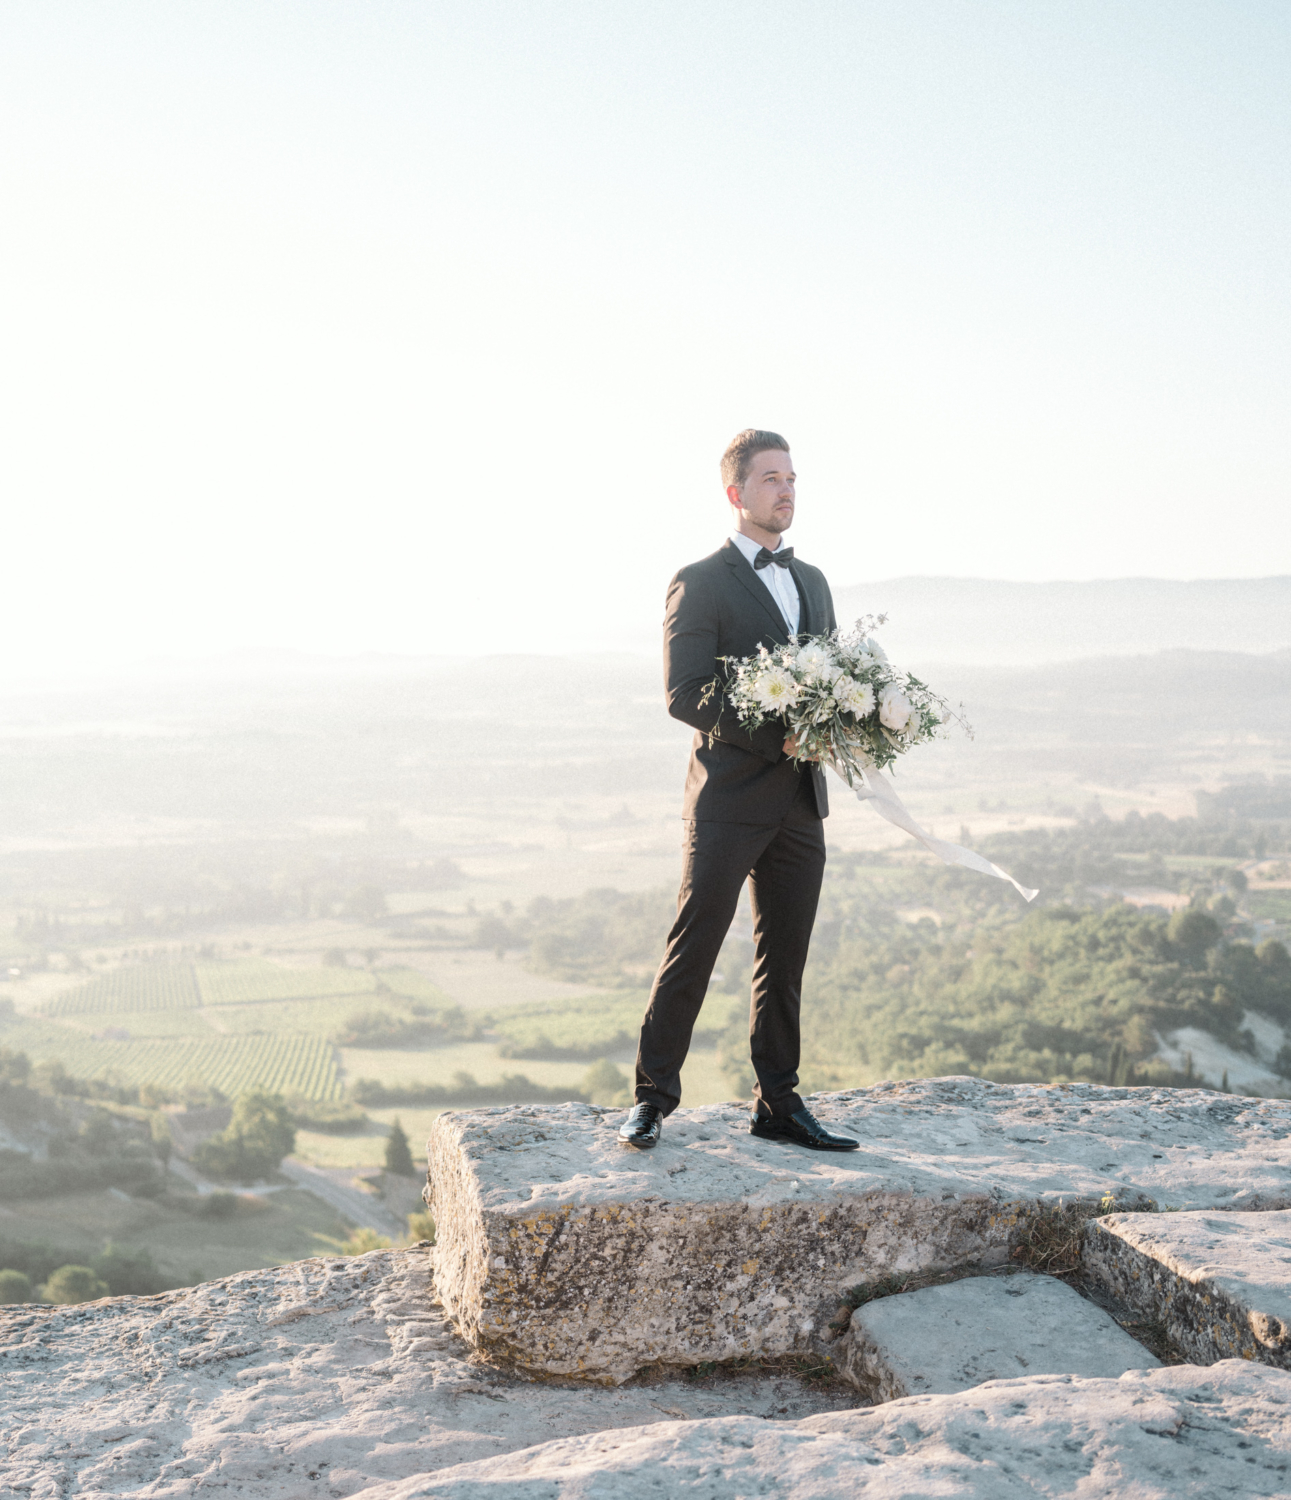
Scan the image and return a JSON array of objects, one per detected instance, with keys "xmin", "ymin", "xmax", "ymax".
[{"xmin": 833, "ymin": 762, "xmax": 1039, "ymax": 902}]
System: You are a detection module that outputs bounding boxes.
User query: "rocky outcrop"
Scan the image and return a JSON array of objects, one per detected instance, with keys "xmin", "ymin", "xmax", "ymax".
[
  {"xmin": 1084, "ymin": 1207, "xmax": 1291, "ymax": 1367},
  {"xmin": 11, "ymin": 1078, "xmax": 1291, "ymax": 1497},
  {"xmin": 835, "ymin": 1270, "xmax": 1156, "ymax": 1401},
  {"xmin": 0, "ymin": 1248, "xmax": 852, "ymax": 1499},
  {"xmin": 350, "ymin": 1362, "xmax": 1291, "ymax": 1499},
  {"xmin": 426, "ymin": 1080, "xmax": 1291, "ymax": 1383}
]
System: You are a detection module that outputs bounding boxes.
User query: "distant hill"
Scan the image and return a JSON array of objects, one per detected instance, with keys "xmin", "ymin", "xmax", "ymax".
[{"xmin": 831, "ymin": 577, "xmax": 1291, "ymax": 667}]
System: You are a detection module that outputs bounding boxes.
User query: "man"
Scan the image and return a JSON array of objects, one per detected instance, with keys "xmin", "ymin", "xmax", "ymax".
[{"xmin": 619, "ymin": 430, "xmax": 859, "ymax": 1153}]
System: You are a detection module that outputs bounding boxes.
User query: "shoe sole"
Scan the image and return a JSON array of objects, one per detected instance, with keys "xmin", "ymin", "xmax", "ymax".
[
  {"xmin": 618, "ymin": 1134, "xmax": 659, "ymax": 1149},
  {"xmin": 749, "ymin": 1123, "xmax": 859, "ymax": 1152}
]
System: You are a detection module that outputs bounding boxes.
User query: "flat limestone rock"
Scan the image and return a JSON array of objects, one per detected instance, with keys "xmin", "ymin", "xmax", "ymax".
[
  {"xmin": 427, "ymin": 1078, "xmax": 1291, "ymax": 1382},
  {"xmin": 837, "ymin": 1270, "xmax": 1158, "ymax": 1401},
  {"xmin": 1085, "ymin": 1207, "xmax": 1291, "ymax": 1367},
  {"xmin": 354, "ymin": 1362, "xmax": 1291, "ymax": 1499},
  {"xmin": 0, "ymin": 1248, "xmax": 852, "ymax": 1499}
]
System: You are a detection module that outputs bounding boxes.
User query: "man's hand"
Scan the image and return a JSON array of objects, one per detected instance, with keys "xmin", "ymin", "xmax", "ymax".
[{"xmin": 783, "ymin": 732, "xmax": 818, "ymax": 761}]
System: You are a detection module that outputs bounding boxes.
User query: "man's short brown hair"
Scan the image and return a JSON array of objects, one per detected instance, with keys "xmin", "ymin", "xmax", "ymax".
[{"xmin": 721, "ymin": 429, "xmax": 790, "ymax": 490}]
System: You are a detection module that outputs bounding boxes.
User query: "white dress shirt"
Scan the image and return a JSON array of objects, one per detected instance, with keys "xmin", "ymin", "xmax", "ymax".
[{"xmin": 730, "ymin": 531, "xmax": 801, "ymax": 635}]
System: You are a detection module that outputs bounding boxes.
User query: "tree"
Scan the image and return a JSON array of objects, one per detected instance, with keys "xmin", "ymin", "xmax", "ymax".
[
  {"xmin": 342, "ymin": 1227, "xmax": 391, "ymax": 1254},
  {"xmin": 581, "ymin": 1058, "xmax": 631, "ymax": 1106},
  {"xmin": 193, "ymin": 1090, "xmax": 295, "ymax": 1182},
  {"xmin": 384, "ymin": 1117, "xmax": 415, "ymax": 1176},
  {"xmin": 406, "ymin": 1210, "xmax": 435, "ymax": 1244},
  {"xmin": 0, "ymin": 1269, "xmax": 32, "ymax": 1303},
  {"xmin": 41, "ymin": 1265, "xmax": 109, "ymax": 1304},
  {"xmin": 1167, "ymin": 907, "xmax": 1222, "ymax": 964},
  {"xmin": 150, "ymin": 1113, "xmax": 173, "ymax": 1175}
]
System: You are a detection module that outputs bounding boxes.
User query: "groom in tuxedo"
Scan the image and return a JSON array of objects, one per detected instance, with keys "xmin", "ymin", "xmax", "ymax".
[{"xmin": 619, "ymin": 430, "xmax": 858, "ymax": 1153}]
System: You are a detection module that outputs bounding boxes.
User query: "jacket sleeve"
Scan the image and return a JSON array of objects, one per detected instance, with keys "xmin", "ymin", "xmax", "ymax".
[
  {"xmin": 663, "ymin": 568, "xmax": 786, "ymax": 764},
  {"xmin": 822, "ymin": 574, "xmax": 837, "ymax": 633}
]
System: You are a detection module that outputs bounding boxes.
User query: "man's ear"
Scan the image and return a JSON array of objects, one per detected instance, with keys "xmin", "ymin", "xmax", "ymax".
[{"xmin": 725, "ymin": 485, "xmax": 744, "ymax": 510}]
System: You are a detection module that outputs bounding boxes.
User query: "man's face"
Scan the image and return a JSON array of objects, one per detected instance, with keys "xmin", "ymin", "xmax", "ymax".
[{"xmin": 728, "ymin": 449, "xmax": 795, "ymax": 535}]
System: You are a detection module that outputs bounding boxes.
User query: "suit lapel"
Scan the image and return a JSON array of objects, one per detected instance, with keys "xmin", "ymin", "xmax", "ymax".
[
  {"xmin": 722, "ymin": 542, "xmax": 790, "ymax": 641},
  {"xmin": 788, "ymin": 563, "xmax": 812, "ymax": 637}
]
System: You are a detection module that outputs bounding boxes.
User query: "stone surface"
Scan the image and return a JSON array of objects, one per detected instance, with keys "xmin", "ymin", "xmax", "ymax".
[
  {"xmin": 0, "ymin": 1248, "xmax": 853, "ymax": 1499},
  {"xmin": 837, "ymin": 1270, "xmax": 1158, "ymax": 1401},
  {"xmin": 427, "ymin": 1079, "xmax": 1291, "ymax": 1382},
  {"xmin": 1085, "ymin": 1207, "xmax": 1291, "ymax": 1367},
  {"xmin": 354, "ymin": 1362, "xmax": 1291, "ymax": 1498}
]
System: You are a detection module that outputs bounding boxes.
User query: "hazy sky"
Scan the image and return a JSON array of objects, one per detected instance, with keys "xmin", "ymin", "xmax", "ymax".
[{"xmin": 2, "ymin": 1, "xmax": 1288, "ymax": 673}]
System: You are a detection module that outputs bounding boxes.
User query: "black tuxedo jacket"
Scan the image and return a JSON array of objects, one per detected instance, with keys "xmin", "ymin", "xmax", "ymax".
[{"xmin": 663, "ymin": 538, "xmax": 838, "ymax": 824}]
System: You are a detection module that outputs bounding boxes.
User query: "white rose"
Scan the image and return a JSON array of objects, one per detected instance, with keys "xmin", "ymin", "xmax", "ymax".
[{"xmin": 879, "ymin": 684, "xmax": 912, "ymax": 731}]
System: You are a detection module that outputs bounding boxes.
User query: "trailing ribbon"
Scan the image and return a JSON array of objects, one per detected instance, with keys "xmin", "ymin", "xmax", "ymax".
[{"xmin": 833, "ymin": 763, "xmax": 1039, "ymax": 902}]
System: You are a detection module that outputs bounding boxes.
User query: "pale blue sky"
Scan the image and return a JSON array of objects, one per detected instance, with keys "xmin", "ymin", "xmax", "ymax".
[{"xmin": 1, "ymin": 2, "xmax": 1288, "ymax": 671}]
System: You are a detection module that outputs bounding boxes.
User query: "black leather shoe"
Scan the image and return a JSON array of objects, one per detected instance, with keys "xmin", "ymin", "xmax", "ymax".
[
  {"xmin": 618, "ymin": 1103, "xmax": 663, "ymax": 1149},
  {"xmin": 749, "ymin": 1107, "xmax": 859, "ymax": 1151}
]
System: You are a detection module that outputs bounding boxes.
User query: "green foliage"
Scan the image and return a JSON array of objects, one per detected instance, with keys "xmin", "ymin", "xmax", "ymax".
[
  {"xmin": 384, "ymin": 1117, "xmax": 416, "ymax": 1176},
  {"xmin": 150, "ymin": 1112, "xmax": 173, "ymax": 1170},
  {"xmin": 981, "ymin": 812, "xmax": 1274, "ymax": 896},
  {"xmin": 0, "ymin": 1046, "xmax": 31, "ymax": 1085},
  {"xmin": 89, "ymin": 1242, "xmax": 169, "ymax": 1295},
  {"xmin": 780, "ymin": 904, "xmax": 1291, "ymax": 1093},
  {"xmin": 0, "ymin": 1269, "xmax": 32, "ymax": 1303},
  {"xmin": 491, "ymin": 990, "xmax": 738, "ymax": 1062},
  {"xmin": 334, "ymin": 1002, "xmax": 472, "ymax": 1048},
  {"xmin": 349, "ymin": 1072, "xmax": 587, "ymax": 1108},
  {"xmin": 40, "ymin": 1264, "xmax": 109, "ymax": 1304},
  {"xmin": 1167, "ymin": 908, "xmax": 1222, "ymax": 961},
  {"xmin": 0, "ymin": 1151, "xmax": 160, "ymax": 1201},
  {"xmin": 581, "ymin": 1059, "xmax": 631, "ymax": 1106},
  {"xmin": 406, "ymin": 1210, "xmax": 435, "ymax": 1244},
  {"xmin": 316, "ymin": 1224, "xmax": 392, "ymax": 1255},
  {"xmin": 192, "ymin": 1089, "xmax": 295, "ymax": 1182},
  {"xmin": 522, "ymin": 887, "xmax": 677, "ymax": 985},
  {"xmin": 288, "ymin": 1098, "xmax": 370, "ymax": 1133}
]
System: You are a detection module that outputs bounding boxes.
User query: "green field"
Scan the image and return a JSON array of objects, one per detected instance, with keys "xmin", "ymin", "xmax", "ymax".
[
  {"xmin": 194, "ymin": 960, "xmax": 379, "ymax": 1006},
  {"xmin": 204, "ymin": 993, "xmax": 379, "ymax": 1038},
  {"xmin": 4, "ymin": 1183, "xmax": 353, "ymax": 1287},
  {"xmin": 11, "ymin": 958, "xmax": 472, "ymax": 1105},
  {"xmin": 1, "ymin": 1021, "xmax": 342, "ymax": 1101},
  {"xmin": 43, "ymin": 962, "xmax": 201, "ymax": 1016},
  {"xmin": 41, "ymin": 957, "xmax": 385, "ymax": 1019},
  {"xmin": 1249, "ymin": 890, "xmax": 1291, "ymax": 932}
]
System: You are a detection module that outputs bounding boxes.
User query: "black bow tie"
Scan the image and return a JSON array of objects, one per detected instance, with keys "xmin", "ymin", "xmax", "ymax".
[{"xmin": 754, "ymin": 546, "xmax": 795, "ymax": 570}]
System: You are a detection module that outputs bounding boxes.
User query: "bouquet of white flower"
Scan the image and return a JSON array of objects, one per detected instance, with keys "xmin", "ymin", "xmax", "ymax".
[
  {"xmin": 705, "ymin": 617, "xmax": 1036, "ymax": 901},
  {"xmin": 709, "ymin": 614, "xmax": 966, "ymax": 786}
]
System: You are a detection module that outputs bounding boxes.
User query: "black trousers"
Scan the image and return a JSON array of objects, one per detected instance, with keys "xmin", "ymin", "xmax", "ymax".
[{"xmin": 634, "ymin": 769, "xmax": 826, "ymax": 1117}]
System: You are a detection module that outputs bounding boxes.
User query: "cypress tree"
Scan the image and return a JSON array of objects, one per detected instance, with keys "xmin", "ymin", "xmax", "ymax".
[{"xmin": 384, "ymin": 1117, "xmax": 416, "ymax": 1177}]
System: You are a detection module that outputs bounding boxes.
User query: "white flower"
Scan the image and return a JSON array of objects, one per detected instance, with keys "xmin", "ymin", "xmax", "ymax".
[
  {"xmin": 794, "ymin": 642, "xmax": 833, "ymax": 681},
  {"xmin": 838, "ymin": 679, "xmax": 876, "ymax": 717},
  {"xmin": 864, "ymin": 637, "xmax": 889, "ymax": 665},
  {"xmin": 879, "ymin": 684, "xmax": 912, "ymax": 731},
  {"xmin": 752, "ymin": 666, "xmax": 800, "ymax": 712},
  {"xmin": 903, "ymin": 708, "xmax": 925, "ymax": 739}
]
